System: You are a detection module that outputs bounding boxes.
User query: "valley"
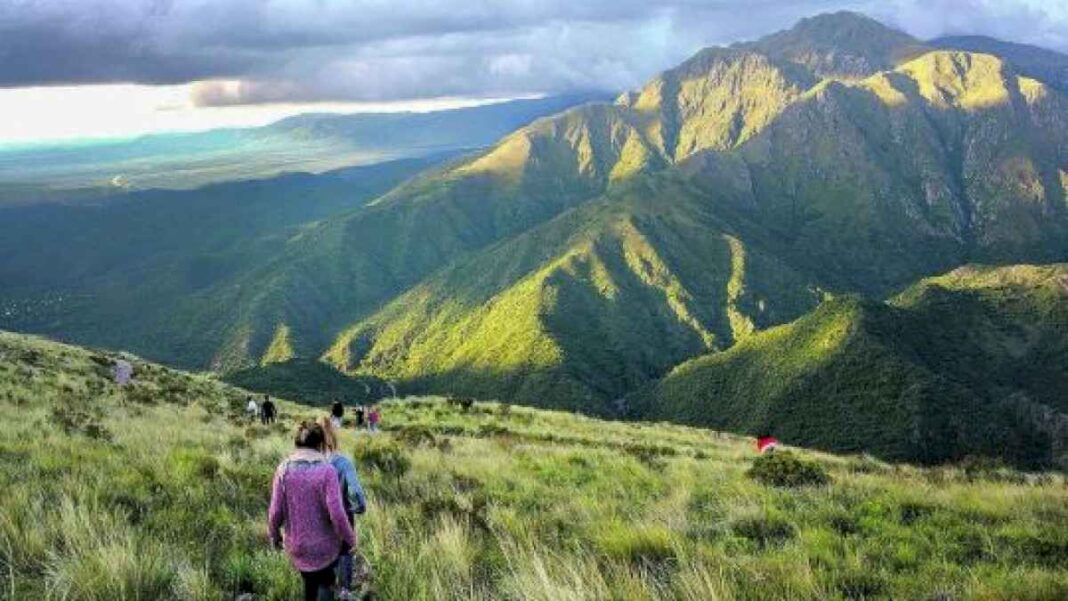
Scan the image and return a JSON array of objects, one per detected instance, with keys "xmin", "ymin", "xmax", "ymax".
[
  {"xmin": 0, "ymin": 95, "xmax": 603, "ymax": 203},
  {"xmin": 2, "ymin": 12, "xmax": 1067, "ymax": 474}
]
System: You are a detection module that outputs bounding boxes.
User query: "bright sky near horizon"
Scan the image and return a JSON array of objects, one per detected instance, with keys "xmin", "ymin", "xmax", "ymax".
[
  {"xmin": 1, "ymin": 0, "xmax": 1066, "ymax": 144},
  {"xmin": 0, "ymin": 83, "xmax": 522, "ymax": 144}
]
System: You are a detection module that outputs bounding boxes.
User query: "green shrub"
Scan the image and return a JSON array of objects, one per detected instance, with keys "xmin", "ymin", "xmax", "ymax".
[
  {"xmin": 435, "ymin": 436, "xmax": 453, "ymax": 454},
  {"xmin": 598, "ymin": 524, "xmax": 677, "ymax": 568},
  {"xmin": 447, "ymin": 397, "xmax": 476, "ymax": 412},
  {"xmin": 419, "ymin": 491, "xmax": 491, "ymax": 533},
  {"xmin": 243, "ymin": 425, "xmax": 272, "ymax": 439},
  {"xmin": 353, "ymin": 437, "xmax": 411, "ymax": 477},
  {"xmin": 47, "ymin": 538, "xmax": 177, "ymax": 601},
  {"xmin": 50, "ymin": 404, "xmax": 113, "ymax": 442},
  {"xmin": 621, "ymin": 442, "xmax": 678, "ymax": 468},
  {"xmin": 847, "ymin": 454, "xmax": 891, "ymax": 475},
  {"xmin": 747, "ymin": 452, "xmax": 831, "ymax": 488},
  {"xmin": 173, "ymin": 565, "xmax": 220, "ymax": 601},
  {"xmin": 169, "ymin": 448, "xmax": 221, "ymax": 481},
  {"xmin": 395, "ymin": 424, "xmax": 438, "ymax": 447},
  {"xmin": 827, "ymin": 512, "xmax": 859, "ymax": 536},
  {"xmin": 731, "ymin": 515, "xmax": 796, "ymax": 548},
  {"xmin": 224, "ymin": 550, "xmax": 301, "ymax": 600},
  {"xmin": 477, "ymin": 422, "xmax": 510, "ymax": 437},
  {"xmin": 450, "ymin": 473, "xmax": 484, "ymax": 494},
  {"xmin": 898, "ymin": 501, "xmax": 932, "ymax": 525},
  {"xmin": 836, "ymin": 570, "xmax": 885, "ymax": 599},
  {"xmin": 124, "ymin": 383, "xmax": 161, "ymax": 405},
  {"xmin": 960, "ymin": 456, "xmax": 1027, "ymax": 484}
]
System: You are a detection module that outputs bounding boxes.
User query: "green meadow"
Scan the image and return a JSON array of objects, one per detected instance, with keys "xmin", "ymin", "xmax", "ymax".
[{"xmin": 1, "ymin": 330, "xmax": 1066, "ymax": 600}]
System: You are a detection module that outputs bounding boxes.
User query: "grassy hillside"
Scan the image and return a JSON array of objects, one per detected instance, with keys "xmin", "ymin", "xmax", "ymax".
[
  {"xmin": 1, "ymin": 330, "xmax": 1067, "ymax": 600},
  {"xmin": 636, "ymin": 264, "xmax": 1068, "ymax": 469}
]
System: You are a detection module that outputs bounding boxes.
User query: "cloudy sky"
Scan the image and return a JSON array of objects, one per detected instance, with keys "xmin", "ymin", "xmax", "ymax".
[{"xmin": 1, "ymin": 0, "xmax": 1065, "ymax": 142}]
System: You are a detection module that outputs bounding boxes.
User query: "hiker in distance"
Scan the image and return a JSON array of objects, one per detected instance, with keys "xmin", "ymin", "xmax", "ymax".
[
  {"xmin": 367, "ymin": 405, "xmax": 381, "ymax": 433},
  {"xmin": 261, "ymin": 395, "xmax": 276, "ymax": 425},
  {"xmin": 317, "ymin": 416, "xmax": 369, "ymax": 599},
  {"xmin": 354, "ymin": 405, "xmax": 366, "ymax": 429},
  {"xmin": 246, "ymin": 396, "xmax": 258, "ymax": 421},
  {"xmin": 111, "ymin": 358, "xmax": 133, "ymax": 386},
  {"xmin": 268, "ymin": 422, "xmax": 356, "ymax": 601},
  {"xmin": 331, "ymin": 400, "xmax": 345, "ymax": 429},
  {"xmin": 756, "ymin": 435, "xmax": 779, "ymax": 454}
]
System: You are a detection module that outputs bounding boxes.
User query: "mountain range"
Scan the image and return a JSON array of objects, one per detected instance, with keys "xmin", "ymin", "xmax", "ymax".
[
  {"xmin": 0, "ymin": 94, "xmax": 603, "ymax": 203},
  {"xmin": 322, "ymin": 12, "xmax": 1068, "ymax": 407},
  {"xmin": 2, "ymin": 11, "xmax": 1067, "ymax": 467}
]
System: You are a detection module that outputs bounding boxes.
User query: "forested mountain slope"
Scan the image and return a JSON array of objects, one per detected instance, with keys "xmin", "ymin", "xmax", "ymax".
[
  {"xmin": 327, "ymin": 32, "xmax": 1068, "ymax": 407},
  {"xmin": 634, "ymin": 264, "xmax": 1068, "ymax": 469}
]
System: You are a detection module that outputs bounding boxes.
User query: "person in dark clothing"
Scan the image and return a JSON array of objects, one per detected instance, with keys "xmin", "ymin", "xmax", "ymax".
[
  {"xmin": 317, "ymin": 416, "xmax": 369, "ymax": 599},
  {"xmin": 300, "ymin": 563, "xmax": 338, "ymax": 601},
  {"xmin": 354, "ymin": 405, "xmax": 366, "ymax": 429},
  {"xmin": 330, "ymin": 400, "xmax": 344, "ymax": 429},
  {"xmin": 261, "ymin": 396, "xmax": 276, "ymax": 425}
]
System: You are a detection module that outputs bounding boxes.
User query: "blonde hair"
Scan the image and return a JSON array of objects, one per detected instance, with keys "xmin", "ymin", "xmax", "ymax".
[{"xmin": 315, "ymin": 415, "xmax": 339, "ymax": 452}]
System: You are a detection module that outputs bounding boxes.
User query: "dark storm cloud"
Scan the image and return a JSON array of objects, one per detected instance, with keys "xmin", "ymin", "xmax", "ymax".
[{"xmin": 1, "ymin": 0, "xmax": 1065, "ymax": 103}]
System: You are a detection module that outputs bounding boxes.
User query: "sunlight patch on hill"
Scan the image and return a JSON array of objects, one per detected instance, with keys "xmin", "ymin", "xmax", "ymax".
[{"xmin": 260, "ymin": 323, "xmax": 296, "ymax": 366}]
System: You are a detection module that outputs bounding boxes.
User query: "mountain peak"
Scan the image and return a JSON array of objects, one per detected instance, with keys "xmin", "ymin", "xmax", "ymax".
[
  {"xmin": 791, "ymin": 10, "xmax": 894, "ymax": 33},
  {"xmin": 895, "ymin": 50, "xmax": 1015, "ymax": 109},
  {"xmin": 745, "ymin": 11, "xmax": 928, "ymax": 79},
  {"xmin": 932, "ymin": 35, "xmax": 1068, "ymax": 93}
]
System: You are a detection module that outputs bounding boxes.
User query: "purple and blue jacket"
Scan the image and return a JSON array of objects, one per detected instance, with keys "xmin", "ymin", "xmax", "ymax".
[{"xmin": 268, "ymin": 449, "xmax": 356, "ymax": 572}]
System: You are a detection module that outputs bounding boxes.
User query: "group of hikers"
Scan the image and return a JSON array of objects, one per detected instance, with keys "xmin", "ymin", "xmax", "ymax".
[
  {"xmin": 246, "ymin": 394, "xmax": 278, "ymax": 424},
  {"xmin": 255, "ymin": 394, "xmax": 784, "ymax": 600},
  {"xmin": 251, "ymin": 399, "xmax": 383, "ymax": 600},
  {"xmin": 247, "ymin": 395, "xmax": 381, "ymax": 433},
  {"xmin": 331, "ymin": 400, "xmax": 381, "ymax": 433},
  {"xmin": 268, "ymin": 410, "xmax": 374, "ymax": 600}
]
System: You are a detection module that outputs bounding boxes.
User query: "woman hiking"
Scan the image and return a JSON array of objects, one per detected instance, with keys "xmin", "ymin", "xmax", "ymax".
[
  {"xmin": 317, "ymin": 416, "xmax": 368, "ymax": 599},
  {"xmin": 268, "ymin": 422, "xmax": 356, "ymax": 601},
  {"xmin": 330, "ymin": 400, "xmax": 345, "ymax": 429}
]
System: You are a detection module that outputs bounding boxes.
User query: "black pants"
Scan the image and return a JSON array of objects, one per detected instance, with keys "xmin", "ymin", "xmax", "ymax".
[{"xmin": 301, "ymin": 561, "xmax": 337, "ymax": 601}]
